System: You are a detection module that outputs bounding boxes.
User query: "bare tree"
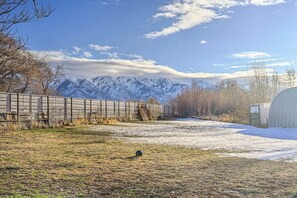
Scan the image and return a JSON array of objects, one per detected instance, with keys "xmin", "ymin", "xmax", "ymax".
[
  {"xmin": 174, "ymin": 79, "xmax": 251, "ymax": 123},
  {"xmin": 0, "ymin": 34, "xmax": 63, "ymax": 95},
  {"xmin": 0, "ymin": 1, "xmax": 56, "ymax": 94},
  {"xmin": 33, "ymin": 62, "xmax": 64, "ymax": 95},
  {"xmin": 285, "ymin": 68, "xmax": 296, "ymax": 88},
  {"xmin": 0, "ymin": 34, "xmax": 38, "ymax": 92},
  {"xmin": 271, "ymin": 72, "xmax": 281, "ymax": 98},
  {"xmin": 248, "ymin": 61, "xmax": 271, "ymax": 103},
  {"xmin": 0, "ymin": 0, "xmax": 53, "ymax": 35}
]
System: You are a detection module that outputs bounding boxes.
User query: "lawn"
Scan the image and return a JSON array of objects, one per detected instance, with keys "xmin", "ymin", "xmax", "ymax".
[{"xmin": 1, "ymin": 126, "xmax": 297, "ymax": 197}]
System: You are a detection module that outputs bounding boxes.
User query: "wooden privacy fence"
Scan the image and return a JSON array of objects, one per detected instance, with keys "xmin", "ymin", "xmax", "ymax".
[{"xmin": 0, "ymin": 92, "xmax": 179, "ymax": 125}]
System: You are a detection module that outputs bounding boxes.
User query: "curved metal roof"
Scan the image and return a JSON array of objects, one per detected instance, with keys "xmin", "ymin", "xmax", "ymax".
[{"xmin": 268, "ymin": 87, "xmax": 297, "ymax": 128}]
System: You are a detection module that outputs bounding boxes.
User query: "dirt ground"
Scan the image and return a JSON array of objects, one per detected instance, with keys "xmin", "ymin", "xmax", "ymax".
[{"xmin": 1, "ymin": 126, "xmax": 297, "ymax": 197}]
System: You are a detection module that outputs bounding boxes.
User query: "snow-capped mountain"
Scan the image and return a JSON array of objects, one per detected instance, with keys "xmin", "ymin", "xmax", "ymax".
[{"xmin": 56, "ymin": 76, "xmax": 212, "ymax": 104}]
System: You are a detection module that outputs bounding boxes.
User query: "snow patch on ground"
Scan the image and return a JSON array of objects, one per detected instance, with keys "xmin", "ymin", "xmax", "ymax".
[{"xmin": 91, "ymin": 119, "xmax": 297, "ymax": 161}]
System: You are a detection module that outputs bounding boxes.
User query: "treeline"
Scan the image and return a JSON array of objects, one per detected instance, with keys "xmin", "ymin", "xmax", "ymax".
[
  {"xmin": 172, "ymin": 64, "xmax": 296, "ymax": 124},
  {"xmin": 0, "ymin": 1, "xmax": 62, "ymax": 95}
]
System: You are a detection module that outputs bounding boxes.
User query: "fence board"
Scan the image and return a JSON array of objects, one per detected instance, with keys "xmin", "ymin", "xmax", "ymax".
[{"xmin": 0, "ymin": 92, "xmax": 178, "ymax": 124}]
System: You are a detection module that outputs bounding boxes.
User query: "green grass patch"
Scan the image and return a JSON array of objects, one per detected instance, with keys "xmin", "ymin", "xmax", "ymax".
[
  {"xmin": 292, "ymin": 191, "xmax": 297, "ymax": 198},
  {"xmin": 0, "ymin": 166, "xmax": 21, "ymax": 171},
  {"xmin": 236, "ymin": 187, "xmax": 261, "ymax": 195},
  {"xmin": 69, "ymin": 139, "xmax": 106, "ymax": 145}
]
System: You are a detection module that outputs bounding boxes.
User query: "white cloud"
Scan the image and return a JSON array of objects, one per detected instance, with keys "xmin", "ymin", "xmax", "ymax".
[
  {"xmin": 266, "ymin": 61, "xmax": 294, "ymax": 67},
  {"xmin": 226, "ymin": 61, "xmax": 293, "ymax": 70},
  {"xmin": 200, "ymin": 40, "xmax": 207, "ymax": 44},
  {"xmin": 122, "ymin": 54, "xmax": 143, "ymax": 59},
  {"xmin": 33, "ymin": 49, "xmax": 291, "ymax": 82},
  {"xmin": 101, "ymin": 52, "xmax": 119, "ymax": 59},
  {"xmin": 87, "ymin": 0, "xmax": 121, "ymax": 6},
  {"xmin": 82, "ymin": 51, "xmax": 93, "ymax": 58},
  {"xmin": 260, "ymin": 58, "xmax": 283, "ymax": 62},
  {"xmin": 145, "ymin": 0, "xmax": 285, "ymax": 39},
  {"xmin": 88, "ymin": 44, "xmax": 114, "ymax": 51},
  {"xmin": 154, "ymin": 12, "xmax": 176, "ymax": 18},
  {"xmin": 229, "ymin": 65, "xmax": 246, "ymax": 69},
  {"xmin": 249, "ymin": 0, "xmax": 285, "ymax": 6},
  {"xmin": 145, "ymin": 5, "xmax": 221, "ymax": 39},
  {"xmin": 232, "ymin": 51, "xmax": 271, "ymax": 59},
  {"xmin": 32, "ymin": 50, "xmax": 254, "ymax": 82},
  {"xmin": 72, "ymin": 46, "xmax": 95, "ymax": 58},
  {"xmin": 72, "ymin": 46, "xmax": 82, "ymax": 54}
]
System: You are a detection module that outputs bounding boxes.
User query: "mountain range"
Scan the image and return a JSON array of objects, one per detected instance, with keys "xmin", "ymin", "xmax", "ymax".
[{"xmin": 56, "ymin": 76, "xmax": 212, "ymax": 104}]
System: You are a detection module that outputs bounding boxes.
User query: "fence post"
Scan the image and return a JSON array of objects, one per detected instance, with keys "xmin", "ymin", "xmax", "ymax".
[
  {"xmin": 113, "ymin": 101, "xmax": 116, "ymax": 117},
  {"xmin": 134, "ymin": 102, "xmax": 136, "ymax": 120},
  {"xmin": 7, "ymin": 94, "xmax": 11, "ymax": 113},
  {"xmin": 29, "ymin": 95, "xmax": 32, "ymax": 125},
  {"xmin": 17, "ymin": 93, "xmax": 20, "ymax": 124},
  {"xmin": 70, "ymin": 97, "xmax": 73, "ymax": 123},
  {"xmin": 84, "ymin": 99, "xmax": 87, "ymax": 122},
  {"xmin": 125, "ymin": 102, "xmax": 127, "ymax": 118},
  {"xmin": 128, "ymin": 102, "xmax": 131, "ymax": 119},
  {"xmin": 40, "ymin": 96, "xmax": 43, "ymax": 119},
  {"xmin": 118, "ymin": 100, "xmax": 121, "ymax": 120},
  {"xmin": 100, "ymin": 100, "xmax": 102, "ymax": 117},
  {"xmin": 105, "ymin": 100, "xmax": 108, "ymax": 118},
  {"xmin": 47, "ymin": 95, "xmax": 50, "ymax": 125},
  {"xmin": 64, "ymin": 98, "xmax": 67, "ymax": 121},
  {"xmin": 89, "ymin": 99, "xmax": 92, "ymax": 123}
]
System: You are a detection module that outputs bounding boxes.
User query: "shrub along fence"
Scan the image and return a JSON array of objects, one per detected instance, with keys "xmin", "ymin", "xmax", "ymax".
[{"xmin": 0, "ymin": 92, "xmax": 179, "ymax": 127}]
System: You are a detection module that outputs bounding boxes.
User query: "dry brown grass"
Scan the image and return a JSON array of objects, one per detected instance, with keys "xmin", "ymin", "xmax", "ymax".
[
  {"xmin": 102, "ymin": 118, "xmax": 119, "ymax": 125},
  {"xmin": 72, "ymin": 118, "xmax": 88, "ymax": 126},
  {"xmin": 200, "ymin": 114, "xmax": 250, "ymax": 125},
  {"xmin": 1, "ymin": 127, "xmax": 297, "ymax": 197}
]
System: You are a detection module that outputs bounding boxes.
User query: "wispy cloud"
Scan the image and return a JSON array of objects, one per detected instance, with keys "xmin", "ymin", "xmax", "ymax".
[
  {"xmin": 249, "ymin": 0, "xmax": 285, "ymax": 6},
  {"xmin": 229, "ymin": 65, "xmax": 246, "ymax": 69},
  {"xmin": 101, "ymin": 52, "xmax": 119, "ymax": 59},
  {"xmin": 72, "ymin": 46, "xmax": 82, "ymax": 55},
  {"xmin": 266, "ymin": 61, "xmax": 294, "ymax": 67},
  {"xmin": 232, "ymin": 51, "xmax": 271, "ymax": 59},
  {"xmin": 69, "ymin": 44, "xmax": 142, "ymax": 60},
  {"xmin": 226, "ymin": 60, "xmax": 294, "ymax": 71},
  {"xmin": 154, "ymin": 12, "xmax": 176, "ymax": 18},
  {"xmin": 200, "ymin": 40, "xmax": 207, "ymax": 44},
  {"xmin": 86, "ymin": 0, "xmax": 121, "ymax": 6},
  {"xmin": 88, "ymin": 44, "xmax": 114, "ymax": 51},
  {"xmin": 82, "ymin": 51, "xmax": 93, "ymax": 58},
  {"xmin": 32, "ymin": 50, "xmax": 255, "ymax": 82},
  {"xmin": 145, "ymin": 0, "xmax": 285, "ymax": 39},
  {"xmin": 71, "ymin": 46, "xmax": 94, "ymax": 58}
]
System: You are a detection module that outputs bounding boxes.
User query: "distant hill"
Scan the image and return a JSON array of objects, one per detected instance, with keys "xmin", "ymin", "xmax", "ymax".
[{"xmin": 56, "ymin": 76, "xmax": 212, "ymax": 104}]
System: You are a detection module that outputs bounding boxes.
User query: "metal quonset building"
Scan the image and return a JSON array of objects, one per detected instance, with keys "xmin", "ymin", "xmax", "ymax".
[{"xmin": 269, "ymin": 87, "xmax": 297, "ymax": 128}]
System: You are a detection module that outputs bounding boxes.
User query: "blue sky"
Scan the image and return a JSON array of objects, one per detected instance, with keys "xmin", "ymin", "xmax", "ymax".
[{"xmin": 16, "ymin": 0, "xmax": 297, "ymax": 82}]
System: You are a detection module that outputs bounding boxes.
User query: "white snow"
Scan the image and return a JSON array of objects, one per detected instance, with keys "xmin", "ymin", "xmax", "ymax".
[
  {"xmin": 90, "ymin": 119, "xmax": 297, "ymax": 162},
  {"xmin": 58, "ymin": 76, "xmax": 189, "ymax": 103}
]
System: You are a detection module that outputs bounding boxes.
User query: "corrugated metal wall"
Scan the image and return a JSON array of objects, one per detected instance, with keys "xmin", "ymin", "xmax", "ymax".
[{"xmin": 268, "ymin": 87, "xmax": 297, "ymax": 128}]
